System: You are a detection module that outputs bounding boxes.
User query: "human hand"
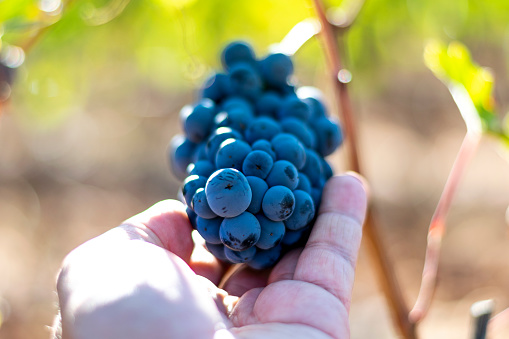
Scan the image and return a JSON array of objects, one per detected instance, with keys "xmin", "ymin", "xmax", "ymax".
[{"xmin": 54, "ymin": 173, "xmax": 367, "ymax": 339}]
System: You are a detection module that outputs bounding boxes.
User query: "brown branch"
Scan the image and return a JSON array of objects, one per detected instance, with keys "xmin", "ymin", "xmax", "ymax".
[
  {"xmin": 409, "ymin": 131, "xmax": 482, "ymax": 323},
  {"xmin": 310, "ymin": 1, "xmax": 417, "ymax": 338}
]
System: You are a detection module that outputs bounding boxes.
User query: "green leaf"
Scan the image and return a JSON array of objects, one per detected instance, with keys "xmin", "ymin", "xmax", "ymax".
[{"xmin": 423, "ymin": 40, "xmax": 498, "ymax": 134}]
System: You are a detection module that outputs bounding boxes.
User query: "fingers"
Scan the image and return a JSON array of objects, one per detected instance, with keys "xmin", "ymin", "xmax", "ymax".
[
  {"xmin": 121, "ymin": 199, "xmax": 194, "ymax": 262},
  {"xmin": 293, "ymin": 174, "xmax": 367, "ymax": 310},
  {"xmin": 221, "ymin": 265, "xmax": 270, "ymax": 297}
]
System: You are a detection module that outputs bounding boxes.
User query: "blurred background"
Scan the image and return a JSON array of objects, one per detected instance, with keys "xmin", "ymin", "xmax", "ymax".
[{"xmin": 1, "ymin": 0, "xmax": 509, "ymax": 338}]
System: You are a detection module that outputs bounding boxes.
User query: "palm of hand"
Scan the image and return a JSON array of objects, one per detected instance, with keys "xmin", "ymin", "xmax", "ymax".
[{"xmin": 56, "ymin": 175, "xmax": 366, "ymax": 339}]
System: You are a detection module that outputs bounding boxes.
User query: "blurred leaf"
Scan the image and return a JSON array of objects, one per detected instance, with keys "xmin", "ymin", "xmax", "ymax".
[{"xmin": 424, "ymin": 40, "xmax": 498, "ymax": 133}]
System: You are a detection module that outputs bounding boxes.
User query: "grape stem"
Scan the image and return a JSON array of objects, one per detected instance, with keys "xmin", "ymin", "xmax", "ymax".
[
  {"xmin": 310, "ymin": 1, "xmax": 417, "ymax": 338},
  {"xmin": 409, "ymin": 130, "xmax": 482, "ymax": 323}
]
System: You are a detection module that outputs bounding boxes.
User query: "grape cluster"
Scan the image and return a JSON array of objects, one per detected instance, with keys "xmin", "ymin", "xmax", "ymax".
[{"xmin": 169, "ymin": 41, "xmax": 343, "ymax": 269}]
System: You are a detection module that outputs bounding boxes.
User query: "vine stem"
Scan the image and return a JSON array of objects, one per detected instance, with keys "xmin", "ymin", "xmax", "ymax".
[
  {"xmin": 310, "ymin": 1, "xmax": 417, "ymax": 338},
  {"xmin": 409, "ymin": 130, "xmax": 482, "ymax": 323}
]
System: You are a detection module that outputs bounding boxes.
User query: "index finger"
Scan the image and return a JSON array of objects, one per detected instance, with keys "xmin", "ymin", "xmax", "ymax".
[{"xmin": 293, "ymin": 173, "xmax": 367, "ymax": 310}]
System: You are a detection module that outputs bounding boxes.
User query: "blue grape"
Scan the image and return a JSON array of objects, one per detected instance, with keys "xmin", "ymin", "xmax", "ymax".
[
  {"xmin": 192, "ymin": 188, "xmax": 217, "ymax": 219},
  {"xmin": 255, "ymin": 214, "xmax": 285, "ymax": 250},
  {"xmin": 224, "ymin": 246, "xmax": 257, "ymax": 264},
  {"xmin": 296, "ymin": 172, "xmax": 312, "ymax": 193},
  {"xmin": 215, "ymin": 138, "xmax": 251, "ymax": 170},
  {"xmin": 265, "ymin": 160, "xmax": 299, "ymax": 190},
  {"xmin": 321, "ymin": 158, "xmax": 334, "ymax": 180},
  {"xmin": 242, "ymin": 150, "xmax": 274, "ymax": 179},
  {"xmin": 205, "ymin": 127, "xmax": 243, "ymax": 162},
  {"xmin": 251, "ymin": 139, "xmax": 276, "ymax": 160},
  {"xmin": 280, "ymin": 117, "xmax": 316, "ymax": 149},
  {"xmin": 191, "ymin": 142, "xmax": 208, "ymax": 162},
  {"xmin": 187, "ymin": 160, "xmax": 216, "ymax": 177},
  {"xmin": 244, "ymin": 117, "xmax": 282, "ymax": 144},
  {"xmin": 182, "ymin": 175, "xmax": 207, "ymax": 207},
  {"xmin": 168, "ymin": 135, "xmax": 196, "ymax": 180},
  {"xmin": 256, "ymin": 91, "xmax": 282, "ymax": 117},
  {"xmin": 310, "ymin": 117, "xmax": 343, "ymax": 156},
  {"xmin": 310, "ymin": 187, "xmax": 322, "ymax": 209},
  {"xmin": 202, "ymin": 73, "xmax": 232, "ymax": 102},
  {"xmin": 246, "ymin": 176, "xmax": 268, "ymax": 214},
  {"xmin": 270, "ymin": 133, "xmax": 306, "ymax": 169},
  {"xmin": 259, "ymin": 53, "xmax": 293, "ymax": 88},
  {"xmin": 248, "ymin": 245, "xmax": 282, "ymax": 269},
  {"xmin": 214, "ymin": 107, "xmax": 254, "ymax": 133},
  {"xmin": 219, "ymin": 212, "xmax": 261, "ymax": 250},
  {"xmin": 221, "ymin": 97, "xmax": 254, "ymax": 116},
  {"xmin": 205, "ymin": 168, "xmax": 252, "ymax": 218},
  {"xmin": 296, "ymin": 86, "xmax": 328, "ymax": 119},
  {"xmin": 262, "ymin": 185, "xmax": 295, "ymax": 221},
  {"xmin": 206, "ymin": 242, "xmax": 227, "ymax": 261},
  {"xmin": 228, "ymin": 62, "xmax": 262, "ymax": 101},
  {"xmin": 277, "ymin": 95, "xmax": 312, "ymax": 121},
  {"xmin": 221, "ymin": 41, "xmax": 256, "ymax": 70},
  {"xmin": 281, "ymin": 228, "xmax": 307, "ymax": 246},
  {"xmin": 284, "ymin": 190, "xmax": 315, "ymax": 231},
  {"xmin": 301, "ymin": 149, "xmax": 323, "ymax": 186},
  {"xmin": 196, "ymin": 216, "xmax": 222, "ymax": 244},
  {"xmin": 180, "ymin": 99, "xmax": 215, "ymax": 143},
  {"xmin": 186, "ymin": 206, "xmax": 198, "ymax": 230}
]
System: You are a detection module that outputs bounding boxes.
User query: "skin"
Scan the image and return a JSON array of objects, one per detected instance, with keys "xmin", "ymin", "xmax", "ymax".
[{"xmin": 55, "ymin": 174, "xmax": 367, "ymax": 339}]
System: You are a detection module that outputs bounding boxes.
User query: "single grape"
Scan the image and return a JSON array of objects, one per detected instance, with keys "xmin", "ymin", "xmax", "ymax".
[
  {"xmin": 214, "ymin": 107, "xmax": 254, "ymax": 133},
  {"xmin": 277, "ymin": 95, "xmax": 312, "ymax": 121},
  {"xmin": 246, "ymin": 176, "xmax": 269, "ymax": 214},
  {"xmin": 187, "ymin": 160, "xmax": 216, "ymax": 177},
  {"xmin": 281, "ymin": 228, "xmax": 307, "ymax": 246},
  {"xmin": 262, "ymin": 185, "xmax": 295, "ymax": 221},
  {"xmin": 215, "ymin": 138, "xmax": 252, "ymax": 170},
  {"xmin": 265, "ymin": 160, "xmax": 299, "ymax": 190},
  {"xmin": 284, "ymin": 190, "xmax": 315, "ymax": 231},
  {"xmin": 219, "ymin": 212, "xmax": 261, "ymax": 250},
  {"xmin": 251, "ymin": 139, "xmax": 276, "ymax": 160},
  {"xmin": 205, "ymin": 168, "xmax": 252, "ymax": 218},
  {"xmin": 186, "ymin": 206, "xmax": 198, "ymax": 230},
  {"xmin": 321, "ymin": 158, "xmax": 334, "ymax": 180},
  {"xmin": 202, "ymin": 73, "xmax": 232, "ymax": 102},
  {"xmin": 205, "ymin": 242, "xmax": 227, "ymax": 261},
  {"xmin": 179, "ymin": 99, "xmax": 215, "ymax": 143},
  {"xmin": 205, "ymin": 127, "xmax": 244, "ymax": 162},
  {"xmin": 301, "ymin": 149, "xmax": 324, "ymax": 186},
  {"xmin": 228, "ymin": 62, "xmax": 262, "ymax": 101},
  {"xmin": 224, "ymin": 246, "xmax": 257, "ymax": 264},
  {"xmin": 255, "ymin": 214, "xmax": 285, "ymax": 250},
  {"xmin": 310, "ymin": 117, "xmax": 343, "ymax": 157},
  {"xmin": 255, "ymin": 91, "xmax": 282, "ymax": 117},
  {"xmin": 242, "ymin": 150, "xmax": 274, "ymax": 179},
  {"xmin": 259, "ymin": 53, "xmax": 293, "ymax": 88},
  {"xmin": 244, "ymin": 116, "xmax": 282, "ymax": 144},
  {"xmin": 221, "ymin": 41, "xmax": 256, "ymax": 70},
  {"xmin": 247, "ymin": 245, "xmax": 282, "ymax": 269},
  {"xmin": 182, "ymin": 175, "xmax": 207, "ymax": 207},
  {"xmin": 270, "ymin": 133, "xmax": 306, "ymax": 170},
  {"xmin": 280, "ymin": 117, "xmax": 316, "ymax": 149},
  {"xmin": 296, "ymin": 172, "xmax": 312, "ymax": 193},
  {"xmin": 192, "ymin": 188, "xmax": 217, "ymax": 219},
  {"xmin": 196, "ymin": 216, "xmax": 222, "ymax": 244},
  {"xmin": 168, "ymin": 135, "xmax": 197, "ymax": 180},
  {"xmin": 191, "ymin": 142, "xmax": 208, "ymax": 163},
  {"xmin": 296, "ymin": 86, "xmax": 328, "ymax": 119},
  {"xmin": 221, "ymin": 97, "xmax": 254, "ymax": 116}
]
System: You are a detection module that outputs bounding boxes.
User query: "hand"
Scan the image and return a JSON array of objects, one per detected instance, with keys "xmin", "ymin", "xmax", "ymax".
[{"xmin": 54, "ymin": 174, "xmax": 367, "ymax": 339}]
